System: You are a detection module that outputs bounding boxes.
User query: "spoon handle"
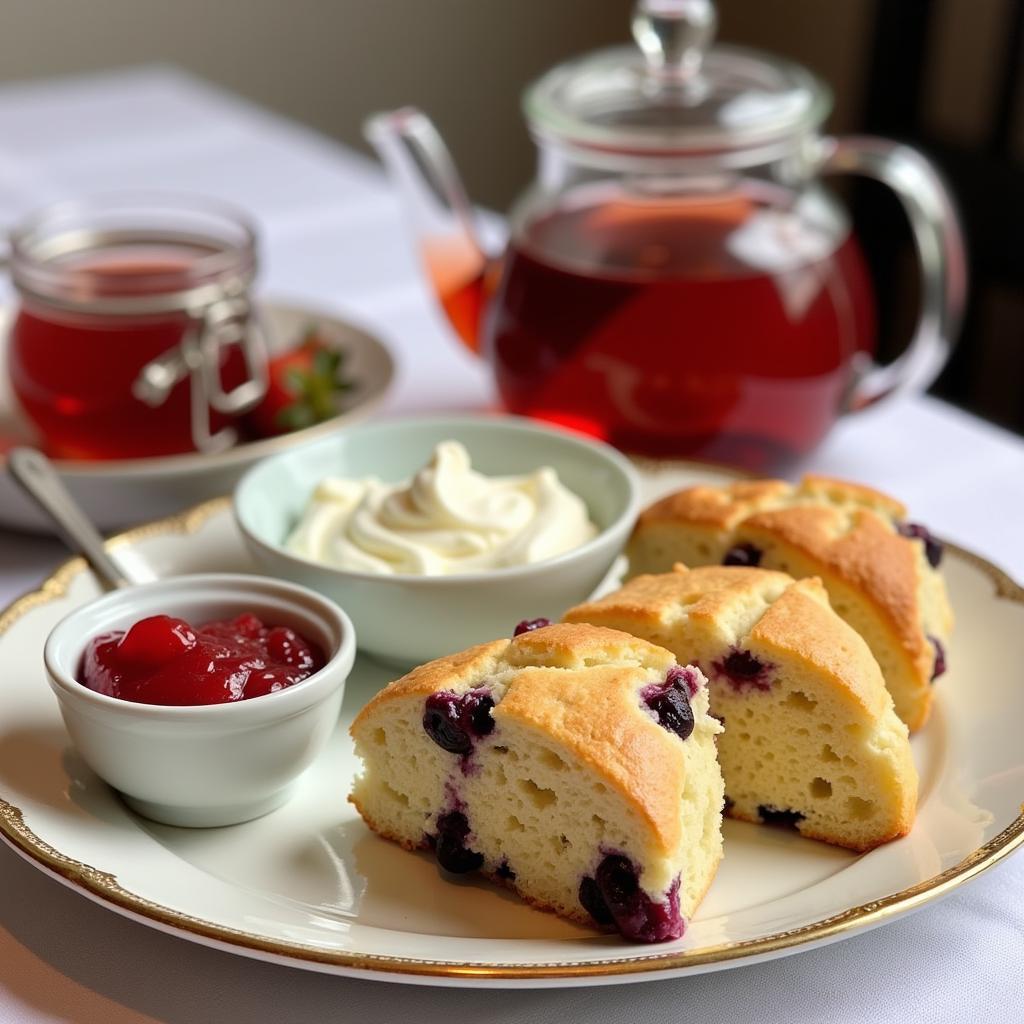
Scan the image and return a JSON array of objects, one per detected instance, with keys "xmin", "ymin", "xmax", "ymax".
[{"xmin": 8, "ymin": 448, "xmax": 134, "ymax": 590}]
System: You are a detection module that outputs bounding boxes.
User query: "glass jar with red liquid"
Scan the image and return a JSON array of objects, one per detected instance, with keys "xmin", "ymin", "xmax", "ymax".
[
  {"xmin": 8, "ymin": 194, "xmax": 268, "ymax": 460},
  {"xmin": 368, "ymin": 0, "xmax": 967, "ymax": 470}
]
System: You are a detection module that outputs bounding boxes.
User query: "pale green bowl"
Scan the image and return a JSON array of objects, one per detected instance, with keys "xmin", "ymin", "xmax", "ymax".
[{"xmin": 233, "ymin": 415, "xmax": 639, "ymax": 666}]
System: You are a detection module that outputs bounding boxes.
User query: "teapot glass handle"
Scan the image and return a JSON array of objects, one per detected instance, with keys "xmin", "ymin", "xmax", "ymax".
[{"xmin": 818, "ymin": 135, "xmax": 968, "ymax": 412}]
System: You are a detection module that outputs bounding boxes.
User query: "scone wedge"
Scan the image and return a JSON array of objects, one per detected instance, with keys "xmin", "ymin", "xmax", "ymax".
[
  {"xmin": 566, "ymin": 566, "xmax": 918, "ymax": 852},
  {"xmin": 350, "ymin": 623, "xmax": 724, "ymax": 943},
  {"xmin": 627, "ymin": 475, "xmax": 953, "ymax": 731}
]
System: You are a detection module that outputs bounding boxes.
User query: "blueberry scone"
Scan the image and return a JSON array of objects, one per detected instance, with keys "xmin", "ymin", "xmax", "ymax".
[
  {"xmin": 626, "ymin": 476, "xmax": 953, "ymax": 731},
  {"xmin": 349, "ymin": 623, "xmax": 724, "ymax": 943},
  {"xmin": 566, "ymin": 566, "xmax": 918, "ymax": 852}
]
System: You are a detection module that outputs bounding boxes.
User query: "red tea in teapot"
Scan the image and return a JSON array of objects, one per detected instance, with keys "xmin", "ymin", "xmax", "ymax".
[
  {"xmin": 372, "ymin": 0, "xmax": 963, "ymax": 472},
  {"xmin": 433, "ymin": 183, "xmax": 875, "ymax": 468}
]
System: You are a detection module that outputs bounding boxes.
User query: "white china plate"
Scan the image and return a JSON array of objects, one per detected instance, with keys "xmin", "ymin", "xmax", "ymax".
[
  {"xmin": 0, "ymin": 300, "xmax": 394, "ymax": 532},
  {"xmin": 1, "ymin": 464, "xmax": 1022, "ymax": 988}
]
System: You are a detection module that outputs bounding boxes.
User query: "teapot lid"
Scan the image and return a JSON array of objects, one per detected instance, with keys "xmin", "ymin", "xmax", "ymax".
[{"xmin": 524, "ymin": 0, "xmax": 831, "ymax": 160}]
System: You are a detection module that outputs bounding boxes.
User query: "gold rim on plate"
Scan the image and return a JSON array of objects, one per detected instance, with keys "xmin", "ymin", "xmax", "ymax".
[{"xmin": 1, "ymin": 496, "xmax": 1023, "ymax": 981}]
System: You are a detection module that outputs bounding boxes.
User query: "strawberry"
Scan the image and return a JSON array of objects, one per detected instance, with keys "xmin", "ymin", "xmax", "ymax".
[{"xmin": 244, "ymin": 328, "xmax": 355, "ymax": 438}]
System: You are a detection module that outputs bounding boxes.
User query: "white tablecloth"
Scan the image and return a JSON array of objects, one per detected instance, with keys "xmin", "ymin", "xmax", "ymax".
[{"xmin": 0, "ymin": 68, "xmax": 1021, "ymax": 1024}]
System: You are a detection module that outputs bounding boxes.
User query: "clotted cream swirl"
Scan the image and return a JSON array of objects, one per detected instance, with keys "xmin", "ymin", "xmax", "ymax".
[{"xmin": 285, "ymin": 441, "xmax": 597, "ymax": 576}]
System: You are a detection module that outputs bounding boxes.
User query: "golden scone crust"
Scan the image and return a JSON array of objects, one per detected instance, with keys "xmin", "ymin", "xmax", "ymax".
[
  {"xmin": 800, "ymin": 474, "xmax": 907, "ymax": 516},
  {"xmin": 742, "ymin": 574, "xmax": 890, "ymax": 720},
  {"xmin": 573, "ymin": 563, "xmax": 792, "ymax": 625},
  {"xmin": 350, "ymin": 621, "xmax": 726, "ymax": 934},
  {"xmin": 639, "ymin": 480, "xmax": 791, "ymax": 529},
  {"xmin": 741, "ymin": 507, "xmax": 923, "ymax": 679},
  {"xmin": 638, "ymin": 476, "xmax": 907, "ymax": 529},
  {"xmin": 352, "ymin": 624, "xmax": 690, "ymax": 857},
  {"xmin": 626, "ymin": 476, "xmax": 952, "ymax": 731},
  {"xmin": 568, "ymin": 567, "xmax": 887, "ymax": 719},
  {"xmin": 565, "ymin": 566, "xmax": 918, "ymax": 852},
  {"xmin": 352, "ymin": 638, "xmax": 508, "ymax": 719}
]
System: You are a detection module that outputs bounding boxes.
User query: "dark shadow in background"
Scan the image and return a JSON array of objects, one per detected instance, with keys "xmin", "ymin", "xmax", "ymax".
[{"xmin": 853, "ymin": 0, "xmax": 1024, "ymax": 436}]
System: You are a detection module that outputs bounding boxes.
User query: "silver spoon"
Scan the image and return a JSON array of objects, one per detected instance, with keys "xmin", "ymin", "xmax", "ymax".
[{"xmin": 7, "ymin": 447, "xmax": 136, "ymax": 590}]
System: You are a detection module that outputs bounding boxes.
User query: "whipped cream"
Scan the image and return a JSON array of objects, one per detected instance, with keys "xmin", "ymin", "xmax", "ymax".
[{"xmin": 285, "ymin": 441, "xmax": 598, "ymax": 576}]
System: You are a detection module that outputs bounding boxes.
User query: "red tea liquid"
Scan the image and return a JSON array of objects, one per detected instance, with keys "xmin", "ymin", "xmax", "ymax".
[
  {"xmin": 10, "ymin": 244, "xmax": 247, "ymax": 460},
  {"xmin": 424, "ymin": 235, "xmax": 493, "ymax": 353},
  {"xmin": 433, "ymin": 187, "xmax": 875, "ymax": 469}
]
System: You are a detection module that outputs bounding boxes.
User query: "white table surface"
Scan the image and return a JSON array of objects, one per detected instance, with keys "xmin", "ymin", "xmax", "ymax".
[{"xmin": 0, "ymin": 67, "xmax": 1021, "ymax": 1023}]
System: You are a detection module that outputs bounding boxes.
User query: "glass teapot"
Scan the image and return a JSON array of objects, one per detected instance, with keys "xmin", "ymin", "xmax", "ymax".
[{"xmin": 367, "ymin": 0, "xmax": 965, "ymax": 469}]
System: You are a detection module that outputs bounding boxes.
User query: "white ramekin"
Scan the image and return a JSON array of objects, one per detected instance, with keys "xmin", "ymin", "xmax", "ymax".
[{"xmin": 44, "ymin": 573, "xmax": 355, "ymax": 827}]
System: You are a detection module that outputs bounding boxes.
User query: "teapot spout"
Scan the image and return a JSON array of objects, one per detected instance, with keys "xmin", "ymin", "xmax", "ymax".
[{"xmin": 365, "ymin": 108, "xmax": 492, "ymax": 352}]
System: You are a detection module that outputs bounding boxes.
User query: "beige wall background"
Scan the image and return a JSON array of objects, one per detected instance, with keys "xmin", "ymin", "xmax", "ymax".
[
  {"xmin": 0, "ymin": 1, "xmax": 1017, "ymax": 428},
  {"xmin": 0, "ymin": 0, "xmax": 881, "ymax": 209},
  {"xmin": 0, "ymin": 1, "xmax": 1010, "ymax": 201}
]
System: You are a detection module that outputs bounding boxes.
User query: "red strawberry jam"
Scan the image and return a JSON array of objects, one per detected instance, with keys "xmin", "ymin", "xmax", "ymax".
[{"xmin": 80, "ymin": 613, "xmax": 325, "ymax": 705}]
